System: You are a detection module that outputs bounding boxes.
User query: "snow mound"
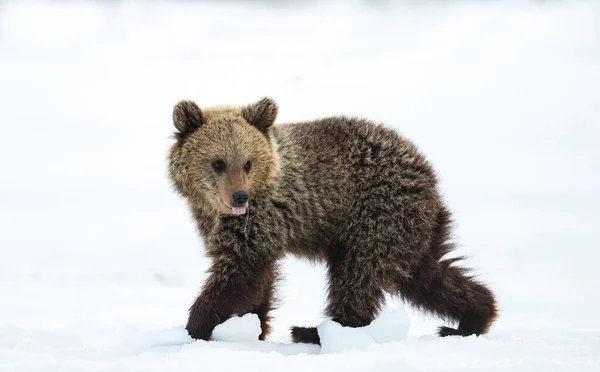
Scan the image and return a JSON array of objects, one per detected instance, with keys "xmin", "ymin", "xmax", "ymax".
[
  {"xmin": 365, "ymin": 309, "xmax": 411, "ymax": 344},
  {"xmin": 212, "ymin": 313, "xmax": 262, "ymax": 342},
  {"xmin": 318, "ymin": 309, "xmax": 410, "ymax": 354},
  {"xmin": 318, "ymin": 319, "xmax": 376, "ymax": 354}
]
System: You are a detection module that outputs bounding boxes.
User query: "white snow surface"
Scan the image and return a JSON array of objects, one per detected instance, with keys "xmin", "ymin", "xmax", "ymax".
[{"xmin": 1, "ymin": 0, "xmax": 600, "ymax": 371}]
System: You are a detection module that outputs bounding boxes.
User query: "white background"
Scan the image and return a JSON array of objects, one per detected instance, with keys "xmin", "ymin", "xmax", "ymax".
[{"xmin": 0, "ymin": 0, "xmax": 599, "ymax": 370}]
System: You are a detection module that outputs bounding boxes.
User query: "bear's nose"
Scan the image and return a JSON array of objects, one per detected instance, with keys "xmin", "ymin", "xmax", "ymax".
[{"xmin": 232, "ymin": 191, "xmax": 249, "ymax": 205}]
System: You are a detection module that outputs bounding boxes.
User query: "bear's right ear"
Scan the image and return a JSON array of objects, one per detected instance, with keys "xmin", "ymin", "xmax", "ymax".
[{"xmin": 172, "ymin": 100, "xmax": 204, "ymax": 139}]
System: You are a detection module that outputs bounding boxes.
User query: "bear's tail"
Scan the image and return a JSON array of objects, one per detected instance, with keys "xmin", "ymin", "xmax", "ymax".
[{"xmin": 398, "ymin": 205, "xmax": 498, "ymax": 337}]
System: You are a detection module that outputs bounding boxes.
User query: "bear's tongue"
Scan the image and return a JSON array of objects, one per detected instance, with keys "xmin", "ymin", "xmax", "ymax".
[{"xmin": 232, "ymin": 207, "xmax": 247, "ymax": 216}]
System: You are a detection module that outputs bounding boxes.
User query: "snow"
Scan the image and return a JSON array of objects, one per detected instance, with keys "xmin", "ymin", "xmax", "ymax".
[
  {"xmin": 212, "ymin": 313, "xmax": 262, "ymax": 343},
  {"xmin": 1, "ymin": 0, "xmax": 600, "ymax": 371},
  {"xmin": 165, "ymin": 310, "xmax": 409, "ymax": 354},
  {"xmin": 317, "ymin": 309, "xmax": 411, "ymax": 354},
  {"xmin": 318, "ymin": 319, "xmax": 377, "ymax": 354},
  {"xmin": 364, "ymin": 309, "xmax": 410, "ymax": 344}
]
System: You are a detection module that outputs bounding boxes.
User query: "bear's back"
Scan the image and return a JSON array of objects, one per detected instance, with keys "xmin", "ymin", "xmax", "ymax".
[
  {"xmin": 272, "ymin": 116, "xmax": 432, "ymax": 187},
  {"xmin": 266, "ymin": 116, "xmax": 438, "ymax": 259}
]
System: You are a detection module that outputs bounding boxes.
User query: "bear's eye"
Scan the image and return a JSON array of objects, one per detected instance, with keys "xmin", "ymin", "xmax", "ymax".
[
  {"xmin": 212, "ymin": 160, "xmax": 226, "ymax": 173},
  {"xmin": 244, "ymin": 160, "xmax": 252, "ymax": 172}
]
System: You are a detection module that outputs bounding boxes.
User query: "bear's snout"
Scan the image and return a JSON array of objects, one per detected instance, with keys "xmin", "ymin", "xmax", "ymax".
[{"xmin": 232, "ymin": 191, "xmax": 249, "ymax": 205}]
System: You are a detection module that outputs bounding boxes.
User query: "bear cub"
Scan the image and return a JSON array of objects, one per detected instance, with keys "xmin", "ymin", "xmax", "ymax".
[{"xmin": 167, "ymin": 97, "xmax": 498, "ymax": 343}]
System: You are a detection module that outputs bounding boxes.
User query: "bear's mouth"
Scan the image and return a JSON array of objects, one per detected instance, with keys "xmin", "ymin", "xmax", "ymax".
[
  {"xmin": 231, "ymin": 206, "xmax": 247, "ymax": 216},
  {"xmin": 222, "ymin": 202, "xmax": 247, "ymax": 216}
]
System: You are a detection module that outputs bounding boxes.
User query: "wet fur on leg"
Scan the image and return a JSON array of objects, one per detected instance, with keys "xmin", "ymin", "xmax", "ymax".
[{"xmin": 291, "ymin": 326, "xmax": 320, "ymax": 345}]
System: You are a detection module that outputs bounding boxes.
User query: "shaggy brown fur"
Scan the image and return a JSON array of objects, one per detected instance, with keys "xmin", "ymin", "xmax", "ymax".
[{"xmin": 168, "ymin": 97, "xmax": 498, "ymax": 343}]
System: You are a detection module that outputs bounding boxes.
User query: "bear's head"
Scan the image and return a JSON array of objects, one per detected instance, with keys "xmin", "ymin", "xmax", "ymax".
[{"xmin": 168, "ymin": 97, "xmax": 280, "ymax": 217}]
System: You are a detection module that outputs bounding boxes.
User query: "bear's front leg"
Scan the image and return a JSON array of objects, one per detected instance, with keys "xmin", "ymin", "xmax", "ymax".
[
  {"xmin": 186, "ymin": 297, "xmax": 220, "ymax": 341},
  {"xmin": 185, "ymin": 253, "xmax": 277, "ymax": 341}
]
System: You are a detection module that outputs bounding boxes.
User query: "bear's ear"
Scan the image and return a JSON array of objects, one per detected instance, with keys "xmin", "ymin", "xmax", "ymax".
[
  {"xmin": 242, "ymin": 97, "xmax": 278, "ymax": 134},
  {"xmin": 173, "ymin": 100, "xmax": 204, "ymax": 139}
]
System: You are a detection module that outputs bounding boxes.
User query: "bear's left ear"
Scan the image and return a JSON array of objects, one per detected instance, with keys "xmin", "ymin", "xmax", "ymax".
[{"xmin": 242, "ymin": 97, "xmax": 278, "ymax": 134}]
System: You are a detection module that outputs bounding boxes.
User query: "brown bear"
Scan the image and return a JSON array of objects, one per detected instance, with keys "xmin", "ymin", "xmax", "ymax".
[{"xmin": 167, "ymin": 97, "xmax": 498, "ymax": 344}]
